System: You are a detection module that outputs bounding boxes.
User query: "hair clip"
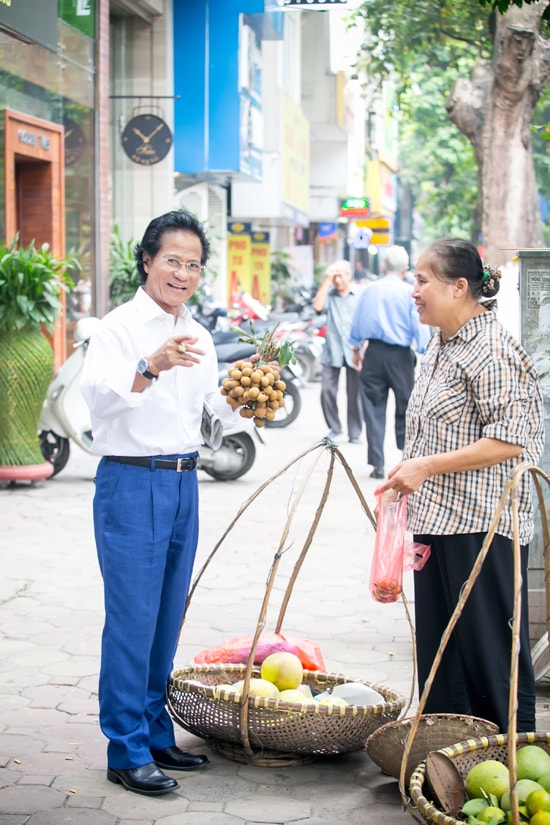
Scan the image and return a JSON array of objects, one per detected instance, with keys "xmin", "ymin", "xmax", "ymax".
[{"xmin": 481, "ymin": 265, "xmax": 502, "ymax": 294}]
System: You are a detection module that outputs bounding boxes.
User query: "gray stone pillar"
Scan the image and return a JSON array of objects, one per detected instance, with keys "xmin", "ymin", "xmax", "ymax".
[{"xmin": 518, "ymin": 249, "xmax": 550, "ymax": 662}]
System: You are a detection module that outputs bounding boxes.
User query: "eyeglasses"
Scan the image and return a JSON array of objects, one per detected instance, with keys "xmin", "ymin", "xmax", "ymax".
[{"xmin": 160, "ymin": 256, "xmax": 204, "ymax": 275}]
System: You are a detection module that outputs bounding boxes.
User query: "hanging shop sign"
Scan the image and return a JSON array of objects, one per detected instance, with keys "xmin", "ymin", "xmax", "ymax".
[
  {"xmin": 121, "ymin": 114, "xmax": 172, "ymax": 166},
  {"xmin": 0, "ymin": 0, "xmax": 57, "ymax": 52},
  {"xmin": 356, "ymin": 217, "xmax": 392, "ymax": 246},
  {"xmin": 339, "ymin": 197, "xmax": 370, "ymax": 218}
]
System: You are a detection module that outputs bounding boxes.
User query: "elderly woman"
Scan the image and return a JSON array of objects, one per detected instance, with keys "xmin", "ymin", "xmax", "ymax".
[{"xmin": 381, "ymin": 238, "xmax": 544, "ymax": 732}]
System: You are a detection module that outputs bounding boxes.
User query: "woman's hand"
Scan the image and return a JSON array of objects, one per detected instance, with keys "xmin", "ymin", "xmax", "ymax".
[
  {"xmin": 373, "ymin": 486, "xmax": 399, "ymax": 519},
  {"xmin": 380, "ymin": 457, "xmax": 432, "ymax": 495}
]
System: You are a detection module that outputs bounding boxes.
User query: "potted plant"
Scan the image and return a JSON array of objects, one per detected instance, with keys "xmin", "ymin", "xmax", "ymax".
[{"xmin": 0, "ymin": 236, "xmax": 76, "ymax": 483}]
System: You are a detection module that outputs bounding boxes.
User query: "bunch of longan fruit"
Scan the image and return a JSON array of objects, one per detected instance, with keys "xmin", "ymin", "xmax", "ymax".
[{"xmin": 221, "ymin": 360, "xmax": 286, "ymax": 427}]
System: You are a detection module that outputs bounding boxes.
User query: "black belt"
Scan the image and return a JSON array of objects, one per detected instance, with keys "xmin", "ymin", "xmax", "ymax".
[{"xmin": 106, "ymin": 455, "xmax": 198, "ymax": 472}]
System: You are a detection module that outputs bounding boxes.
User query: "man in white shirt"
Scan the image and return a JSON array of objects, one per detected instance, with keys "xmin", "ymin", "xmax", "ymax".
[{"xmin": 81, "ymin": 210, "xmax": 238, "ymax": 796}]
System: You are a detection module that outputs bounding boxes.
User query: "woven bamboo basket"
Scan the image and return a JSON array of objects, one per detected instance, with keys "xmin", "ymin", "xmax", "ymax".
[
  {"xmin": 168, "ymin": 664, "xmax": 405, "ymax": 764},
  {"xmin": 409, "ymin": 732, "xmax": 550, "ymax": 825},
  {"xmin": 166, "ymin": 441, "xmax": 406, "ymax": 765},
  {"xmin": 398, "ymin": 464, "xmax": 550, "ymax": 825},
  {"xmin": 365, "ymin": 714, "xmax": 499, "ymax": 785}
]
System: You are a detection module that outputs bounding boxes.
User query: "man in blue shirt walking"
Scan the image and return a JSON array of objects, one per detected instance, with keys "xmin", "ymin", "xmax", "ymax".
[{"xmin": 349, "ymin": 245, "xmax": 431, "ymax": 478}]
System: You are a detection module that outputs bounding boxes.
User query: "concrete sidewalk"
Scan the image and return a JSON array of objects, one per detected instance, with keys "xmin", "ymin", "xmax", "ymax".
[{"xmin": 0, "ymin": 384, "xmax": 545, "ymax": 825}]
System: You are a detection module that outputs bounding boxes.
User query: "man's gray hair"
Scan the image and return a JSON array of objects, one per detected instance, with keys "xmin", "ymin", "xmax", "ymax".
[
  {"xmin": 327, "ymin": 259, "xmax": 352, "ymax": 276},
  {"xmin": 381, "ymin": 245, "xmax": 409, "ymax": 274}
]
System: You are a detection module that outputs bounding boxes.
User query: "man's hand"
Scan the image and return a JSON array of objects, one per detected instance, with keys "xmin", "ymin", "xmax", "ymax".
[{"xmin": 148, "ymin": 336, "xmax": 205, "ymax": 375}]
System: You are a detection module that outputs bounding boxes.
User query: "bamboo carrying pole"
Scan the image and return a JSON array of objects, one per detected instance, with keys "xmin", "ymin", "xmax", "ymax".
[
  {"xmin": 176, "ymin": 438, "xmax": 391, "ymax": 760},
  {"xmin": 400, "ymin": 463, "xmax": 550, "ymax": 825}
]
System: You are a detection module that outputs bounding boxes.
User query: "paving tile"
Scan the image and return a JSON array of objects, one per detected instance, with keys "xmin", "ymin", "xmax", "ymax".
[{"xmin": 225, "ymin": 794, "xmax": 311, "ymax": 822}]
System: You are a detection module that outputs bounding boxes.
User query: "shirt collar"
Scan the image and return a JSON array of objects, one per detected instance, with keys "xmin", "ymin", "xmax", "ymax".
[
  {"xmin": 442, "ymin": 304, "xmax": 497, "ymax": 345},
  {"xmin": 133, "ymin": 285, "xmax": 191, "ymax": 323}
]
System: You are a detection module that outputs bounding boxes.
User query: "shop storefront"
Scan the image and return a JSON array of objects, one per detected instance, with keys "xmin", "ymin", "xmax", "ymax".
[{"xmin": 0, "ymin": 0, "xmax": 97, "ymax": 366}]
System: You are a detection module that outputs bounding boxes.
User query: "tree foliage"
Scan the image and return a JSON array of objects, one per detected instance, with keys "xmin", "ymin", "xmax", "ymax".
[
  {"xmin": 398, "ymin": 58, "xmax": 480, "ymax": 244},
  {"xmin": 351, "ymin": 0, "xmax": 550, "ymax": 246},
  {"xmin": 352, "ymin": 0, "xmax": 491, "ymax": 97}
]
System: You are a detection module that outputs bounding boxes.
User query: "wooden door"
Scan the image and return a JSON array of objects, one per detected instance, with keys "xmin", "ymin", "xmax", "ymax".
[{"xmin": 4, "ymin": 109, "xmax": 66, "ymax": 368}]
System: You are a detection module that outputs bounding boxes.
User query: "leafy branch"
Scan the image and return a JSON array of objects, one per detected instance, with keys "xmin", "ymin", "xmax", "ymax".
[{"xmin": 232, "ymin": 321, "xmax": 297, "ymax": 368}]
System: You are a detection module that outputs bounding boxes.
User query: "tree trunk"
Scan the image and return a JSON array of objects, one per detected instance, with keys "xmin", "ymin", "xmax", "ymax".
[{"xmin": 446, "ymin": 4, "xmax": 550, "ymax": 266}]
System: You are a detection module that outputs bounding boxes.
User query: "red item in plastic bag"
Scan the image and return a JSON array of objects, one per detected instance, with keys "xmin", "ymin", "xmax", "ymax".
[
  {"xmin": 370, "ymin": 490, "xmax": 431, "ymax": 603},
  {"xmin": 370, "ymin": 491, "xmax": 407, "ymax": 603},
  {"xmin": 193, "ymin": 632, "xmax": 326, "ymax": 671}
]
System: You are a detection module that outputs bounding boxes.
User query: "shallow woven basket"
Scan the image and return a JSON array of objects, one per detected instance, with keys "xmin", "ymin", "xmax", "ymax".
[
  {"xmin": 365, "ymin": 713, "xmax": 500, "ymax": 785},
  {"xmin": 168, "ymin": 664, "xmax": 405, "ymax": 764},
  {"xmin": 409, "ymin": 731, "xmax": 550, "ymax": 825}
]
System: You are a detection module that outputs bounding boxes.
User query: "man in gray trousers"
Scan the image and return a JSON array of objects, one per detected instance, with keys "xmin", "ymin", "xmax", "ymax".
[{"xmin": 313, "ymin": 259, "xmax": 362, "ymax": 444}]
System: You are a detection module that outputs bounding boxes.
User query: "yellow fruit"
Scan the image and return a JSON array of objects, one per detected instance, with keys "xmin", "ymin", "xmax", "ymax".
[
  {"xmin": 246, "ymin": 678, "xmax": 280, "ymax": 699},
  {"xmin": 466, "ymin": 760, "xmax": 510, "ymax": 800},
  {"xmin": 477, "ymin": 806, "xmax": 506, "ymax": 824},
  {"xmin": 531, "ymin": 812, "xmax": 550, "ymax": 825},
  {"xmin": 501, "ymin": 779, "xmax": 543, "ymax": 810},
  {"xmin": 318, "ymin": 695, "xmax": 349, "ymax": 707},
  {"xmin": 527, "ymin": 789, "xmax": 550, "ymax": 816},
  {"xmin": 278, "ymin": 688, "xmax": 316, "ymax": 705},
  {"xmin": 260, "ymin": 652, "xmax": 304, "ymax": 691},
  {"xmin": 214, "ymin": 683, "xmax": 241, "ymax": 700},
  {"xmin": 517, "ymin": 747, "xmax": 550, "ymax": 782}
]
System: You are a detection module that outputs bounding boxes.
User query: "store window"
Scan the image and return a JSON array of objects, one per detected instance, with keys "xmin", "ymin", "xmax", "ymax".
[{"xmin": 0, "ymin": 4, "xmax": 96, "ymax": 334}]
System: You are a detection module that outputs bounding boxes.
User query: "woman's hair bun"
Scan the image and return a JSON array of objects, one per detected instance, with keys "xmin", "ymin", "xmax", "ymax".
[{"xmin": 481, "ymin": 264, "xmax": 501, "ymax": 297}]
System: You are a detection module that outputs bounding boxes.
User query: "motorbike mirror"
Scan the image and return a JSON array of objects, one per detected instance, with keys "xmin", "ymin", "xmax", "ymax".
[{"xmin": 74, "ymin": 316, "xmax": 101, "ymax": 342}]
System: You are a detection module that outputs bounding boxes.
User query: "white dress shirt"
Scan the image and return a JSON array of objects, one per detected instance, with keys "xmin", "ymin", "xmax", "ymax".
[{"xmin": 81, "ymin": 287, "xmax": 239, "ymax": 456}]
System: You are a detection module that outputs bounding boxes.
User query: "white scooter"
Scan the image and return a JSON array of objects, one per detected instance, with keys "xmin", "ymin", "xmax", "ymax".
[{"xmin": 38, "ymin": 317, "xmax": 262, "ymax": 481}]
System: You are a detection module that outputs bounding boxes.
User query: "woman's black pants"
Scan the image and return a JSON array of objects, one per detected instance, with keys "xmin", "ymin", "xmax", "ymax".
[{"xmin": 413, "ymin": 532, "xmax": 535, "ymax": 732}]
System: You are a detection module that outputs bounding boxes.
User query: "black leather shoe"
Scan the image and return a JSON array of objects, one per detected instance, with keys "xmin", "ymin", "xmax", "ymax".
[
  {"xmin": 107, "ymin": 762, "xmax": 179, "ymax": 795},
  {"xmin": 370, "ymin": 467, "xmax": 384, "ymax": 479},
  {"xmin": 151, "ymin": 746, "xmax": 209, "ymax": 771}
]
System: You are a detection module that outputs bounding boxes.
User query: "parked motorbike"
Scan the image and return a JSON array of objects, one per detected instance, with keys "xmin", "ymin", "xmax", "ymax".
[{"xmin": 38, "ymin": 317, "xmax": 262, "ymax": 481}]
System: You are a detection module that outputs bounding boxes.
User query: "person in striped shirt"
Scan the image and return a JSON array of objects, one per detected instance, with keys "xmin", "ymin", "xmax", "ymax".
[{"xmin": 381, "ymin": 237, "xmax": 544, "ymax": 732}]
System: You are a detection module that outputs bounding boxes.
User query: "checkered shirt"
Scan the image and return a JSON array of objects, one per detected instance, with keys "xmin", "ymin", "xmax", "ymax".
[{"xmin": 404, "ymin": 309, "xmax": 545, "ymax": 543}]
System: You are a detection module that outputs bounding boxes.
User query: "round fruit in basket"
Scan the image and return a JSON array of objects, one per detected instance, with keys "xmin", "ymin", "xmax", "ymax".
[
  {"xmin": 260, "ymin": 651, "xmax": 303, "ymax": 691},
  {"xmin": 517, "ymin": 746, "xmax": 550, "ymax": 781},
  {"xmin": 465, "ymin": 759, "xmax": 509, "ymax": 799}
]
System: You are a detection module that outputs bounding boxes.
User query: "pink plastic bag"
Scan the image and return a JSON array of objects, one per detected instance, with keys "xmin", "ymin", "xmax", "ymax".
[
  {"xmin": 193, "ymin": 633, "xmax": 326, "ymax": 671},
  {"xmin": 370, "ymin": 491, "xmax": 407, "ymax": 603},
  {"xmin": 370, "ymin": 490, "xmax": 431, "ymax": 603}
]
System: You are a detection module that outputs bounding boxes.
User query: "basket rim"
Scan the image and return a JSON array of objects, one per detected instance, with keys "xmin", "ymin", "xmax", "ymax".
[
  {"xmin": 408, "ymin": 731, "xmax": 550, "ymax": 825},
  {"xmin": 367, "ymin": 712, "xmax": 500, "ymax": 743},
  {"xmin": 169, "ymin": 664, "xmax": 406, "ymax": 717}
]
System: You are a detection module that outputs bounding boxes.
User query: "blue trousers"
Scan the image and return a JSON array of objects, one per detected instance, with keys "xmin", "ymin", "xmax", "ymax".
[{"xmin": 93, "ymin": 455, "xmax": 199, "ymax": 769}]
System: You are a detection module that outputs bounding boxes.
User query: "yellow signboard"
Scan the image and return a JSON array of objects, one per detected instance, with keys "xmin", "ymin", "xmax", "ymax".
[
  {"xmin": 356, "ymin": 217, "xmax": 392, "ymax": 246},
  {"xmin": 250, "ymin": 232, "xmax": 271, "ymax": 306},
  {"xmin": 227, "ymin": 225, "xmax": 252, "ymax": 304},
  {"xmin": 282, "ymin": 94, "xmax": 309, "ymax": 223}
]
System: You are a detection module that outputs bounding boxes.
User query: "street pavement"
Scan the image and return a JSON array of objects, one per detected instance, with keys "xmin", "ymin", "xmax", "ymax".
[{"xmin": 1, "ymin": 382, "xmax": 549, "ymax": 825}]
